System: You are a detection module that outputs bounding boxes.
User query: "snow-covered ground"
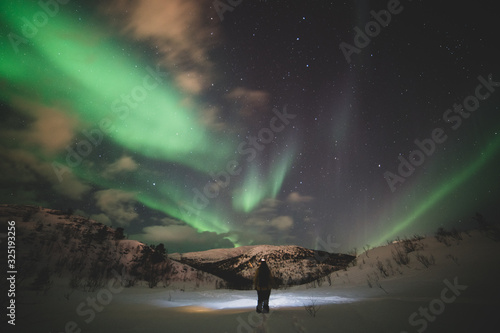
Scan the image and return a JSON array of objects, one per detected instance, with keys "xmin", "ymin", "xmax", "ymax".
[
  {"xmin": 14, "ymin": 230, "xmax": 500, "ymax": 333},
  {"xmin": 119, "ymin": 288, "xmax": 358, "ymax": 310}
]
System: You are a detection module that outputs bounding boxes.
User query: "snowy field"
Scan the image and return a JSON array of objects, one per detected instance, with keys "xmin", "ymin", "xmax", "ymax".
[
  {"xmin": 14, "ymin": 231, "xmax": 500, "ymax": 333},
  {"xmin": 120, "ymin": 288, "xmax": 358, "ymax": 310}
]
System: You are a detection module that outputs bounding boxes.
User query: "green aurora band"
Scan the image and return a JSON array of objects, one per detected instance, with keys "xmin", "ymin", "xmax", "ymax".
[
  {"xmin": 8, "ymin": 2, "xmax": 494, "ymax": 250},
  {"xmin": 0, "ymin": 2, "xmax": 236, "ymax": 236},
  {"xmin": 0, "ymin": 1, "xmax": 232, "ymax": 173},
  {"xmin": 0, "ymin": 2, "xmax": 298, "ymax": 244},
  {"xmin": 372, "ymin": 133, "xmax": 500, "ymax": 246},
  {"xmin": 233, "ymin": 150, "xmax": 295, "ymax": 213}
]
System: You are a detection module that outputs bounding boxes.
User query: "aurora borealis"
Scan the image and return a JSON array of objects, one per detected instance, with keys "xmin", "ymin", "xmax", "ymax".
[{"xmin": 1, "ymin": 0, "xmax": 499, "ymax": 253}]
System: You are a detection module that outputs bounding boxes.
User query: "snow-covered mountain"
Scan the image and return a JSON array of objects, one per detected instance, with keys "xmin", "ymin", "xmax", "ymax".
[
  {"xmin": 0, "ymin": 204, "xmax": 224, "ymax": 291},
  {"xmin": 1, "ymin": 204, "xmax": 354, "ymax": 291},
  {"xmin": 172, "ymin": 244, "xmax": 355, "ymax": 289},
  {"xmin": 13, "ymin": 212, "xmax": 500, "ymax": 333}
]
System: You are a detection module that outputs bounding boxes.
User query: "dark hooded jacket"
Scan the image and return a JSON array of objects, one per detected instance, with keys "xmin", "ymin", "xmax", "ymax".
[{"xmin": 253, "ymin": 261, "xmax": 275, "ymax": 291}]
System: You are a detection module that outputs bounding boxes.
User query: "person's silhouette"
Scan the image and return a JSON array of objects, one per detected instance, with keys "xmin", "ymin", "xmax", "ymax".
[{"xmin": 253, "ymin": 258, "xmax": 274, "ymax": 313}]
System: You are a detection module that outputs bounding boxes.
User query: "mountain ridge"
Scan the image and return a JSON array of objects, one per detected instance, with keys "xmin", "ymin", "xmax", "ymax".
[
  {"xmin": 173, "ymin": 243, "xmax": 355, "ymax": 289},
  {"xmin": 1, "ymin": 204, "xmax": 354, "ymax": 291}
]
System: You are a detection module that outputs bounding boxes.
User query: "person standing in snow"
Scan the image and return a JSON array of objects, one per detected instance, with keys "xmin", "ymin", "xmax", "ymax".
[{"xmin": 254, "ymin": 258, "xmax": 274, "ymax": 313}]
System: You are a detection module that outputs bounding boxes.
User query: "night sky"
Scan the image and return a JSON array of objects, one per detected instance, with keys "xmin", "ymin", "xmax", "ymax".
[{"xmin": 1, "ymin": 0, "xmax": 499, "ymax": 253}]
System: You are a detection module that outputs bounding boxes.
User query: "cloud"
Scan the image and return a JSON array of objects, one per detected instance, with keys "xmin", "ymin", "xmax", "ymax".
[
  {"xmin": 252, "ymin": 198, "xmax": 282, "ymax": 215},
  {"xmin": 103, "ymin": 156, "xmax": 139, "ymax": 178},
  {"xmin": 235, "ymin": 196, "xmax": 299, "ymax": 245},
  {"xmin": 53, "ymin": 174, "xmax": 93, "ymax": 200},
  {"xmin": 98, "ymin": 0, "xmax": 273, "ymax": 133},
  {"xmin": 175, "ymin": 71, "xmax": 206, "ymax": 95},
  {"xmin": 0, "ymin": 98, "xmax": 92, "ymax": 201},
  {"xmin": 7, "ymin": 99, "xmax": 79, "ymax": 155},
  {"xmin": 242, "ymin": 198, "xmax": 295, "ymax": 244},
  {"xmin": 246, "ymin": 198, "xmax": 281, "ymax": 219},
  {"xmin": 94, "ymin": 189, "xmax": 138, "ymax": 226},
  {"xmin": 287, "ymin": 192, "xmax": 314, "ymax": 203},
  {"xmin": 132, "ymin": 224, "xmax": 234, "ymax": 252},
  {"xmin": 73, "ymin": 209, "xmax": 87, "ymax": 218},
  {"xmin": 270, "ymin": 215, "xmax": 294, "ymax": 231},
  {"xmin": 200, "ymin": 105, "xmax": 227, "ymax": 131},
  {"xmin": 90, "ymin": 213, "xmax": 112, "ymax": 226},
  {"xmin": 244, "ymin": 216, "xmax": 271, "ymax": 228},
  {"xmin": 0, "ymin": 147, "xmax": 91, "ymax": 201},
  {"xmin": 72, "ymin": 209, "xmax": 113, "ymax": 226},
  {"xmin": 159, "ymin": 217, "xmax": 185, "ymax": 226},
  {"xmin": 240, "ymin": 214, "xmax": 295, "ymax": 246},
  {"xmin": 26, "ymin": 107, "xmax": 78, "ymax": 154},
  {"xmin": 99, "ymin": 0, "xmax": 218, "ymax": 95},
  {"xmin": 226, "ymin": 87, "xmax": 270, "ymax": 117},
  {"xmin": 245, "ymin": 215, "xmax": 294, "ymax": 231}
]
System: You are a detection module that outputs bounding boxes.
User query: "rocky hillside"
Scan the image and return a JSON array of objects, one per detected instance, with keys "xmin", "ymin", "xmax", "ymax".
[
  {"xmin": 173, "ymin": 244, "xmax": 355, "ymax": 289},
  {"xmin": 0, "ymin": 204, "xmax": 224, "ymax": 292},
  {"xmin": 1, "ymin": 204, "xmax": 355, "ymax": 292}
]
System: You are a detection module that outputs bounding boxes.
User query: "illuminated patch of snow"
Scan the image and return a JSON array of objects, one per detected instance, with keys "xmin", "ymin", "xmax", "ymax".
[{"xmin": 130, "ymin": 289, "xmax": 357, "ymax": 310}]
